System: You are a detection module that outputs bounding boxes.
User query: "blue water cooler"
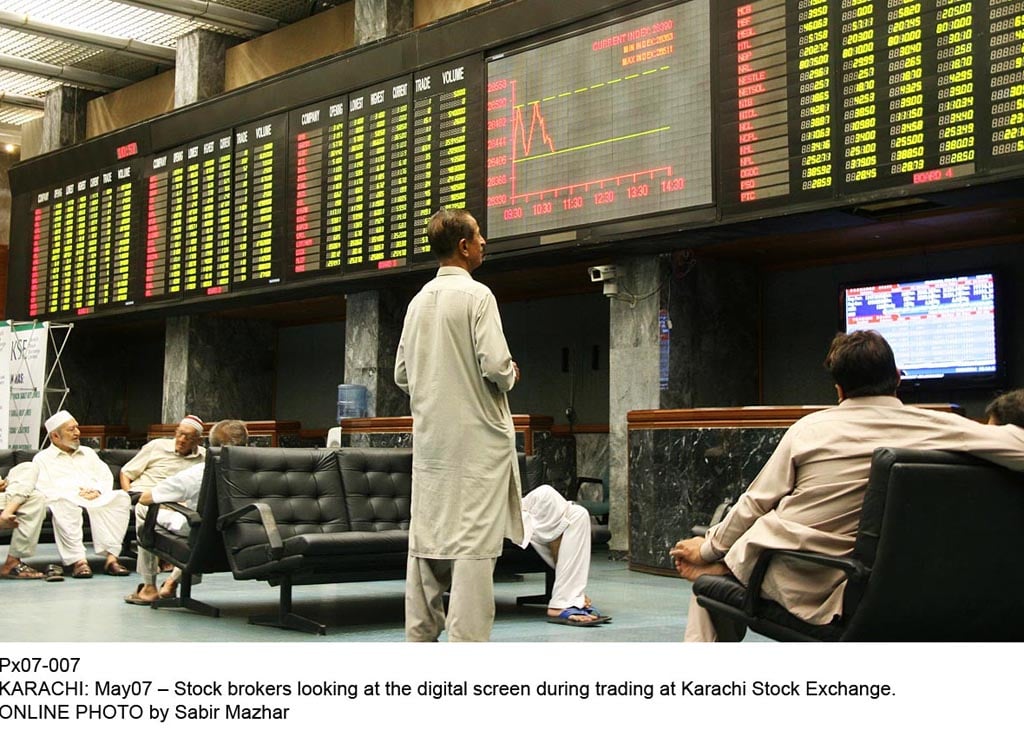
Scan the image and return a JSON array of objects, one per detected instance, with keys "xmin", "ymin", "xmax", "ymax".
[{"xmin": 336, "ymin": 384, "xmax": 368, "ymax": 423}]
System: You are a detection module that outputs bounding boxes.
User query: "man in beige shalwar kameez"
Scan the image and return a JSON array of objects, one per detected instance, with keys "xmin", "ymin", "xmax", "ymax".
[
  {"xmin": 395, "ymin": 208, "xmax": 524, "ymax": 642},
  {"xmin": 672, "ymin": 331, "xmax": 1024, "ymax": 641}
]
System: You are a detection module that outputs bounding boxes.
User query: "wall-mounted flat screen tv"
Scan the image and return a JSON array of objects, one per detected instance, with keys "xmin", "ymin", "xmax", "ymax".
[{"xmin": 842, "ymin": 271, "xmax": 1002, "ymax": 389}]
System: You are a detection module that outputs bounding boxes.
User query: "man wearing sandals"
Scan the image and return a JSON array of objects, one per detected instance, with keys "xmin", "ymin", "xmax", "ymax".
[
  {"xmin": 0, "ymin": 463, "xmax": 47, "ymax": 580},
  {"xmin": 125, "ymin": 419, "xmax": 247, "ymax": 605},
  {"xmin": 396, "ymin": 209, "xmax": 524, "ymax": 642},
  {"xmin": 120, "ymin": 415, "xmax": 206, "ymax": 598},
  {"xmin": 33, "ymin": 410, "xmax": 132, "ymax": 578},
  {"xmin": 518, "ymin": 484, "xmax": 610, "ymax": 626}
]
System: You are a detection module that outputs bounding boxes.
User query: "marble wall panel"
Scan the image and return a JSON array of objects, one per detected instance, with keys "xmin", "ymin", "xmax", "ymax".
[
  {"xmin": 340, "ymin": 432, "xmax": 413, "ymax": 449},
  {"xmin": 175, "ymin": 30, "xmax": 231, "ymax": 107},
  {"xmin": 628, "ymin": 426, "xmax": 786, "ymax": 572},
  {"xmin": 345, "ymin": 289, "xmax": 409, "ymax": 418},
  {"xmin": 530, "ymin": 431, "xmax": 576, "ymax": 498},
  {"xmin": 575, "ymin": 433, "xmax": 609, "ymax": 503},
  {"xmin": 163, "ymin": 316, "xmax": 274, "ymax": 422},
  {"xmin": 355, "ymin": 0, "xmax": 413, "ymax": 43}
]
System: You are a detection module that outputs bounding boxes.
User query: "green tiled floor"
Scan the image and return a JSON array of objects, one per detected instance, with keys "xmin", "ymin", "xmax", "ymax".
[{"xmin": 1, "ymin": 544, "xmax": 766, "ymax": 642}]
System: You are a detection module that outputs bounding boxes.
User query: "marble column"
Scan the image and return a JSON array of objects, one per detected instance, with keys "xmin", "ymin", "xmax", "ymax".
[
  {"xmin": 40, "ymin": 86, "xmax": 96, "ymax": 154},
  {"xmin": 344, "ymin": 289, "xmax": 409, "ymax": 417},
  {"xmin": 354, "ymin": 0, "xmax": 413, "ymax": 44},
  {"xmin": 607, "ymin": 254, "xmax": 760, "ymax": 555},
  {"xmin": 342, "ymin": 0, "xmax": 413, "ymax": 420},
  {"xmin": 162, "ymin": 29, "xmax": 244, "ymax": 424},
  {"xmin": 608, "ymin": 256, "xmax": 662, "ymax": 554},
  {"xmin": 174, "ymin": 29, "xmax": 233, "ymax": 107},
  {"xmin": 162, "ymin": 316, "xmax": 275, "ymax": 423},
  {"xmin": 661, "ymin": 255, "xmax": 760, "ymax": 410}
]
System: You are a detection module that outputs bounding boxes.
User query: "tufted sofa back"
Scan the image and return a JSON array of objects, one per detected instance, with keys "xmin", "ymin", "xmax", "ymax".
[
  {"xmin": 218, "ymin": 446, "xmax": 348, "ymax": 552},
  {"xmin": 336, "ymin": 448, "xmax": 412, "ymax": 532}
]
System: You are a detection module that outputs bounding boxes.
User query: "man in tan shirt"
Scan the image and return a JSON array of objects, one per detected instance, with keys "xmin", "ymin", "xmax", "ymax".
[{"xmin": 671, "ymin": 331, "xmax": 1024, "ymax": 641}]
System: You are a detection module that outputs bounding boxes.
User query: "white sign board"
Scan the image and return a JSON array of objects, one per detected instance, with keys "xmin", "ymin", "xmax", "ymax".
[{"xmin": 7, "ymin": 321, "xmax": 49, "ymax": 450}]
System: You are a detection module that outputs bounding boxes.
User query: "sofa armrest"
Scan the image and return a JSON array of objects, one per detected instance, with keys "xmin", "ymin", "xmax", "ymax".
[
  {"xmin": 217, "ymin": 502, "xmax": 285, "ymax": 559},
  {"xmin": 154, "ymin": 502, "xmax": 201, "ymax": 528},
  {"xmin": 744, "ymin": 548, "xmax": 871, "ymax": 617},
  {"xmin": 139, "ymin": 500, "xmax": 202, "ymax": 550}
]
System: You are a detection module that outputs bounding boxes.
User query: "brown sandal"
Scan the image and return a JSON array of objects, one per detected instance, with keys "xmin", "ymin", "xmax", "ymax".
[
  {"xmin": 105, "ymin": 560, "xmax": 130, "ymax": 576},
  {"xmin": 0, "ymin": 562, "xmax": 44, "ymax": 580},
  {"xmin": 71, "ymin": 560, "xmax": 93, "ymax": 579}
]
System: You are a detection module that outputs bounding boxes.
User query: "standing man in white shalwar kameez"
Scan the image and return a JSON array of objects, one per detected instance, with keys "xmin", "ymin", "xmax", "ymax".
[{"xmin": 395, "ymin": 208, "xmax": 524, "ymax": 642}]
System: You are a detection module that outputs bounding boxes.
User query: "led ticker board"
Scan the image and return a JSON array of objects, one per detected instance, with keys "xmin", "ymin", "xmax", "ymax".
[
  {"xmin": 485, "ymin": 1, "xmax": 712, "ymax": 240},
  {"xmin": 29, "ymin": 164, "xmax": 135, "ymax": 318},
  {"xmin": 18, "ymin": 0, "xmax": 1024, "ymax": 325},
  {"xmin": 718, "ymin": 0, "xmax": 1024, "ymax": 212},
  {"xmin": 144, "ymin": 131, "xmax": 233, "ymax": 300},
  {"xmin": 345, "ymin": 78, "xmax": 412, "ymax": 269},
  {"xmin": 411, "ymin": 60, "xmax": 481, "ymax": 260},
  {"xmin": 233, "ymin": 115, "xmax": 287, "ymax": 288},
  {"xmin": 286, "ymin": 57, "xmax": 483, "ymax": 275},
  {"xmin": 289, "ymin": 96, "xmax": 345, "ymax": 275}
]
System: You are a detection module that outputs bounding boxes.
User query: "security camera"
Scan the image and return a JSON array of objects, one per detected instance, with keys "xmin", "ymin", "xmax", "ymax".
[{"xmin": 589, "ymin": 265, "xmax": 618, "ymax": 298}]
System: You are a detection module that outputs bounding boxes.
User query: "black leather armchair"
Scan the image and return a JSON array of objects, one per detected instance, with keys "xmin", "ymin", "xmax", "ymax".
[
  {"xmin": 692, "ymin": 448, "xmax": 1024, "ymax": 641},
  {"xmin": 137, "ymin": 448, "xmax": 229, "ymax": 617}
]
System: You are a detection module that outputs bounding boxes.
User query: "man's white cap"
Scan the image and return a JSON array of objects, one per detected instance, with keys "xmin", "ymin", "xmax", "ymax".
[
  {"xmin": 179, "ymin": 414, "xmax": 204, "ymax": 436},
  {"xmin": 44, "ymin": 410, "xmax": 75, "ymax": 434}
]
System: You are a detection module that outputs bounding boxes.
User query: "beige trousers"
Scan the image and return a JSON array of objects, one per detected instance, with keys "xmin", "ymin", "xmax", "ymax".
[
  {"xmin": 683, "ymin": 592, "xmax": 748, "ymax": 642},
  {"xmin": 405, "ymin": 556, "xmax": 497, "ymax": 642},
  {"xmin": 134, "ymin": 503, "xmax": 184, "ymax": 586},
  {"xmin": 1, "ymin": 463, "xmax": 46, "ymax": 560}
]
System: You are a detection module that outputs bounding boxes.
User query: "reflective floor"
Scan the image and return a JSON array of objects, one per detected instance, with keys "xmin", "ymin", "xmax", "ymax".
[{"xmin": 1, "ymin": 543, "xmax": 769, "ymax": 642}]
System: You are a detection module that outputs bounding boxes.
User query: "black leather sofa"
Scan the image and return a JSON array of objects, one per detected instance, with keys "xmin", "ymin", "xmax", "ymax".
[
  {"xmin": 692, "ymin": 448, "xmax": 1024, "ymax": 641},
  {"xmin": 140, "ymin": 445, "xmax": 552, "ymax": 634}
]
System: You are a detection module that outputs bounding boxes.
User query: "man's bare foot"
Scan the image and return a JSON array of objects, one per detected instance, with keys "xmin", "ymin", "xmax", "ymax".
[
  {"xmin": 677, "ymin": 560, "xmax": 730, "ymax": 582},
  {"xmin": 548, "ymin": 606, "xmax": 600, "ymax": 623},
  {"xmin": 158, "ymin": 578, "xmax": 178, "ymax": 599},
  {"xmin": 124, "ymin": 583, "xmax": 160, "ymax": 604}
]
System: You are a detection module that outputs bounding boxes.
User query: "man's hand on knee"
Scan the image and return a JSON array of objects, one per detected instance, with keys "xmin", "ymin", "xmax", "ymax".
[
  {"xmin": 0, "ymin": 510, "xmax": 18, "ymax": 530},
  {"xmin": 669, "ymin": 537, "xmax": 705, "ymax": 567}
]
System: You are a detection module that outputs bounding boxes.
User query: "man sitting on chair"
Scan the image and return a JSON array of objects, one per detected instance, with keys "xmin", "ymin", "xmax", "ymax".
[
  {"xmin": 0, "ymin": 463, "xmax": 48, "ymax": 580},
  {"xmin": 519, "ymin": 483, "xmax": 610, "ymax": 626},
  {"xmin": 33, "ymin": 410, "xmax": 132, "ymax": 578},
  {"xmin": 670, "ymin": 330, "xmax": 1024, "ymax": 641},
  {"xmin": 124, "ymin": 419, "xmax": 247, "ymax": 605}
]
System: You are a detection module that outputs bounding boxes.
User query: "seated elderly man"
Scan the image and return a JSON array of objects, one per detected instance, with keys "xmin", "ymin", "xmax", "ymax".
[
  {"xmin": 670, "ymin": 330, "xmax": 1024, "ymax": 641},
  {"xmin": 0, "ymin": 463, "xmax": 48, "ymax": 580},
  {"xmin": 120, "ymin": 415, "xmax": 205, "ymax": 497},
  {"xmin": 125, "ymin": 419, "xmax": 248, "ymax": 605},
  {"xmin": 121, "ymin": 415, "xmax": 206, "ymax": 595},
  {"xmin": 33, "ymin": 410, "xmax": 132, "ymax": 578}
]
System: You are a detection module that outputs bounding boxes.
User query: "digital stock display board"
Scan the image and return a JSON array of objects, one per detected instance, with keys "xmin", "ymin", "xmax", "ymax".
[
  {"xmin": 485, "ymin": 1, "xmax": 712, "ymax": 239},
  {"xmin": 718, "ymin": 0, "xmax": 1024, "ymax": 212},
  {"xmin": 12, "ymin": 0, "xmax": 1024, "ymax": 324},
  {"xmin": 286, "ymin": 58, "xmax": 481, "ymax": 274},
  {"xmin": 28, "ymin": 162, "xmax": 135, "ymax": 318}
]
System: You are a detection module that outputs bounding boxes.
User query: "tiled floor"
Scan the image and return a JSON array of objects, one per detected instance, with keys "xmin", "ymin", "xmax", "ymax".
[{"xmin": 1, "ymin": 544, "xmax": 766, "ymax": 641}]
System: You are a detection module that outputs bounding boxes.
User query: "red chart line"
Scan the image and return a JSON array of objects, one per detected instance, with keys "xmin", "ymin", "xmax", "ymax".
[{"xmin": 513, "ymin": 166, "xmax": 674, "ymax": 202}]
